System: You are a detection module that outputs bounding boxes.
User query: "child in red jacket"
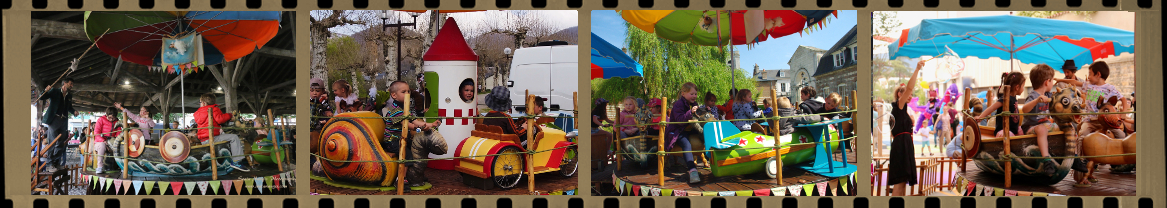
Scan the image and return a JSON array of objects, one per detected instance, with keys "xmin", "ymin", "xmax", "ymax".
[{"xmin": 195, "ymin": 93, "xmax": 248, "ymax": 171}]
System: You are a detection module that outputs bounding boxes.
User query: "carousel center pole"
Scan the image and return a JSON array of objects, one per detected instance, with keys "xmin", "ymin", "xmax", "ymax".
[
  {"xmin": 526, "ymin": 92, "xmax": 536, "ymax": 194},
  {"xmin": 658, "ymin": 97, "xmax": 668, "ymax": 186},
  {"xmin": 208, "ymin": 108, "xmax": 218, "ymax": 180},
  {"xmin": 771, "ymin": 87, "xmax": 783, "ymax": 185},
  {"xmin": 269, "ymin": 109, "xmax": 284, "ymax": 172},
  {"xmin": 122, "ymin": 113, "xmax": 129, "ymax": 179},
  {"xmin": 1003, "ymin": 86, "xmax": 1012, "ymax": 188},
  {"xmin": 398, "ymin": 93, "xmax": 411, "ymax": 195}
]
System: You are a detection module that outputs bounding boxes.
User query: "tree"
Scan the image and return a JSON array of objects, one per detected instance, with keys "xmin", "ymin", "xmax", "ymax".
[
  {"xmin": 310, "ymin": 10, "xmax": 367, "ymax": 89},
  {"xmin": 593, "ymin": 21, "xmax": 756, "ymax": 105},
  {"xmin": 872, "ymin": 11, "xmax": 902, "ymax": 48}
]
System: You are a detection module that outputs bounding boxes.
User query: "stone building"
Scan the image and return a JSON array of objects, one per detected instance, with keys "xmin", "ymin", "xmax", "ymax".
[
  {"xmin": 814, "ymin": 25, "xmax": 859, "ymax": 102},
  {"xmin": 787, "ymin": 45, "xmax": 826, "ymax": 103},
  {"xmin": 752, "ymin": 64, "xmax": 791, "ymax": 105}
]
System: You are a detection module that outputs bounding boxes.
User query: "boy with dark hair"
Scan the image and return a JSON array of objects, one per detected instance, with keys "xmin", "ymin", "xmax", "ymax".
[{"xmin": 381, "ymin": 81, "xmax": 447, "ymax": 190}]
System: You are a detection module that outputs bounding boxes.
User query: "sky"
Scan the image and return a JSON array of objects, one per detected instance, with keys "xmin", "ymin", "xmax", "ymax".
[
  {"xmin": 320, "ymin": 10, "xmax": 579, "ymax": 37},
  {"xmin": 591, "ymin": 10, "xmax": 858, "ymax": 75}
]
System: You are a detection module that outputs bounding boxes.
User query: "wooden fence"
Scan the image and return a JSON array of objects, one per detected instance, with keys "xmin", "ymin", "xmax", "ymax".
[{"xmin": 872, "ymin": 156, "xmax": 965, "ymax": 196}]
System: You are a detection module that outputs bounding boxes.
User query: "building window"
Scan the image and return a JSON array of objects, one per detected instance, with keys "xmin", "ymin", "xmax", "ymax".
[
  {"xmin": 851, "ymin": 46, "xmax": 858, "ymax": 62},
  {"xmin": 833, "ymin": 53, "xmax": 845, "ymax": 67},
  {"xmin": 781, "ymin": 83, "xmax": 786, "ymax": 92}
]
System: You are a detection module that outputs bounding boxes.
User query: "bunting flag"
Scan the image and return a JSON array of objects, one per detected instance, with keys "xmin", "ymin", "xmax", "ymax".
[
  {"xmin": 197, "ymin": 181, "xmax": 209, "ymax": 195},
  {"xmin": 754, "ymin": 189, "xmax": 770, "ymax": 196},
  {"xmin": 829, "ymin": 180, "xmax": 839, "ymax": 196},
  {"xmin": 244, "ymin": 178, "xmax": 255, "ymax": 194},
  {"xmin": 104, "ymin": 178, "xmax": 113, "ymax": 192},
  {"xmin": 1049, "ymin": 194, "xmax": 1065, "ymax": 196},
  {"xmin": 170, "ymin": 182, "xmax": 183, "ymax": 195},
  {"xmin": 983, "ymin": 186, "xmax": 993, "ymax": 196},
  {"xmin": 1005, "ymin": 190, "xmax": 1017, "ymax": 196},
  {"xmin": 1018, "ymin": 191, "xmax": 1032, "ymax": 196},
  {"xmin": 703, "ymin": 191, "xmax": 717, "ymax": 196},
  {"xmin": 974, "ymin": 184, "xmax": 983, "ymax": 196},
  {"xmin": 803, "ymin": 184, "xmax": 815, "ymax": 196},
  {"xmin": 273, "ymin": 175, "xmax": 281, "ymax": 191},
  {"xmin": 233, "ymin": 179, "xmax": 244, "ymax": 195},
  {"xmin": 967, "ymin": 182, "xmax": 977, "ymax": 196},
  {"xmin": 637, "ymin": 185, "xmax": 646, "ymax": 196},
  {"xmin": 630, "ymin": 185, "xmax": 639, "ymax": 196},
  {"xmin": 123, "ymin": 180, "xmax": 132, "ymax": 195},
  {"xmin": 145, "ymin": 181, "xmax": 156, "ymax": 195},
  {"xmin": 662, "ymin": 189, "xmax": 673, "ymax": 197},
  {"xmin": 159, "ymin": 181, "xmax": 171, "ymax": 195},
  {"xmin": 817, "ymin": 182, "xmax": 827, "ymax": 196},
  {"xmin": 774, "ymin": 187, "xmax": 787, "ymax": 196},
  {"xmin": 1033, "ymin": 192, "xmax": 1048, "ymax": 197},
  {"xmin": 114, "ymin": 179, "xmax": 123, "ymax": 194},
  {"xmin": 672, "ymin": 189, "xmax": 685, "ymax": 196},
  {"xmin": 91, "ymin": 176, "xmax": 98, "ymax": 190},
  {"xmin": 566, "ymin": 190, "xmax": 575, "ymax": 195},
  {"xmin": 282, "ymin": 172, "xmax": 291, "ymax": 187},
  {"xmin": 719, "ymin": 191, "xmax": 735, "ymax": 196},
  {"xmin": 133, "ymin": 181, "xmax": 143, "ymax": 195},
  {"xmin": 616, "ymin": 179, "xmax": 625, "ymax": 194},
  {"xmin": 687, "ymin": 191, "xmax": 701, "ymax": 196},
  {"xmin": 221, "ymin": 180, "xmax": 233, "ymax": 195},
  {"xmin": 183, "ymin": 182, "xmax": 196, "ymax": 195},
  {"xmin": 841, "ymin": 177, "xmax": 850, "ymax": 195},
  {"xmin": 651, "ymin": 188, "xmax": 661, "ymax": 196},
  {"xmin": 257, "ymin": 176, "xmax": 267, "ymax": 194},
  {"xmin": 735, "ymin": 190, "xmax": 752, "ymax": 196},
  {"xmin": 612, "ymin": 174, "xmax": 618, "ymax": 188},
  {"xmin": 790, "ymin": 185, "xmax": 802, "ymax": 196}
]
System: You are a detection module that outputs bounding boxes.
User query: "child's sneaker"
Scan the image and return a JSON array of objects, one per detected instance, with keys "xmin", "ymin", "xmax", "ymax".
[
  {"xmin": 688, "ymin": 169, "xmax": 701, "ymax": 184},
  {"xmin": 1040, "ymin": 157, "xmax": 1057, "ymax": 176}
]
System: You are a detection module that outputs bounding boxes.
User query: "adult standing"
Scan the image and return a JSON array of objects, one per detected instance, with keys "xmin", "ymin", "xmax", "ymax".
[{"xmin": 35, "ymin": 66, "xmax": 78, "ymax": 173}]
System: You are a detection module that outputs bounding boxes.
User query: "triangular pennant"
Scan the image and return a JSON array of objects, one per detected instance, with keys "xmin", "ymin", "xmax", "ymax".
[
  {"xmin": 104, "ymin": 178, "xmax": 113, "ymax": 192},
  {"xmin": 687, "ymin": 190, "xmax": 701, "ymax": 196},
  {"xmin": 123, "ymin": 180, "xmax": 132, "ymax": 195},
  {"xmin": 773, "ymin": 187, "xmax": 787, "ymax": 196},
  {"xmin": 222, "ymin": 180, "xmax": 233, "ymax": 195},
  {"xmin": 233, "ymin": 180, "xmax": 244, "ymax": 195},
  {"xmin": 133, "ymin": 181, "xmax": 143, "ymax": 195},
  {"xmin": 1049, "ymin": 193, "xmax": 1065, "ymax": 196},
  {"xmin": 612, "ymin": 174, "xmax": 618, "ymax": 188},
  {"xmin": 829, "ymin": 180, "xmax": 839, "ymax": 196},
  {"xmin": 260, "ymin": 177, "xmax": 270, "ymax": 194},
  {"xmin": 1033, "ymin": 192, "xmax": 1048, "ymax": 196},
  {"xmin": 244, "ymin": 178, "xmax": 254, "ymax": 194},
  {"xmin": 803, "ymin": 184, "xmax": 815, "ymax": 196},
  {"xmin": 983, "ymin": 186, "xmax": 993, "ymax": 196},
  {"xmin": 1018, "ymin": 191, "xmax": 1032, "ymax": 196},
  {"xmin": 674, "ymin": 189, "xmax": 686, "ymax": 196},
  {"xmin": 114, "ymin": 179, "xmax": 123, "ymax": 194},
  {"xmin": 967, "ymin": 182, "xmax": 977, "ymax": 196},
  {"xmin": 566, "ymin": 190, "xmax": 575, "ymax": 195},
  {"xmin": 841, "ymin": 176, "xmax": 850, "ymax": 195},
  {"xmin": 282, "ymin": 172, "xmax": 290, "ymax": 187},
  {"xmin": 197, "ymin": 181, "xmax": 209, "ymax": 195},
  {"xmin": 145, "ymin": 181, "xmax": 156, "ymax": 195},
  {"xmin": 159, "ymin": 181, "xmax": 171, "ymax": 195},
  {"xmin": 170, "ymin": 182, "xmax": 183, "ymax": 195},
  {"xmin": 650, "ymin": 187, "xmax": 661, "ymax": 196},
  {"xmin": 617, "ymin": 179, "xmax": 625, "ymax": 194},
  {"xmin": 994, "ymin": 187, "xmax": 1004, "ymax": 196},
  {"xmin": 790, "ymin": 185, "xmax": 802, "ymax": 196},
  {"xmin": 736, "ymin": 190, "xmax": 752, "ymax": 196},
  {"xmin": 634, "ymin": 185, "xmax": 644, "ymax": 196},
  {"xmin": 662, "ymin": 189, "xmax": 673, "ymax": 197},
  {"xmin": 183, "ymin": 182, "xmax": 195, "ymax": 195},
  {"xmin": 92, "ymin": 176, "xmax": 98, "ymax": 190},
  {"xmin": 1005, "ymin": 190, "xmax": 1017, "ymax": 196},
  {"xmin": 754, "ymin": 189, "xmax": 770, "ymax": 196},
  {"xmin": 719, "ymin": 191, "xmax": 735, "ymax": 196},
  {"xmin": 817, "ymin": 182, "xmax": 827, "ymax": 196},
  {"xmin": 273, "ymin": 175, "xmax": 281, "ymax": 191},
  {"xmin": 703, "ymin": 191, "xmax": 717, "ymax": 196}
]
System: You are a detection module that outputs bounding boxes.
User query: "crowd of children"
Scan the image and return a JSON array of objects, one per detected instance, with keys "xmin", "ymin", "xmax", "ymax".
[{"xmin": 876, "ymin": 59, "xmax": 1134, "ymax": 194}]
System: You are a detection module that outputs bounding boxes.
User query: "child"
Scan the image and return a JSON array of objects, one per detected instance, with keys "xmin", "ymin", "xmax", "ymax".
[
  {"xmin": 976, "ymin": 72, "xmax": 1025, "ymax": 137},
  {"xmin": 333, "ymin": 80, "xmax": 361, "ymax": 114},
  {"xmin": 193, "ymin": 93, "xmax": 247, "ymax": 170},
  {"xmin": 381, "ymin": 81, "xmax": 447, "ymax": 189},
  {"xmin": 798, "ymin": 86, "xmax": 827, "ymax": 115},
  {"xmin": 889, "ymin": 61, "xmax": 927, "ymax": 196},
  {"xmin": 665, "ymin": 82, "xmax": 701, "ymax": 183},
  {"xmin": 591, "ymin": 98, "xmax": 614, "ymax": 171},
  {"xmin": 1076, "ymin": 61, "xmax": 1131, "ymax": 139},
  {"xmin": 310, "ymin": 78, "xmax": 335, "ymax": 132},
  {"xmin": 482, "ymin": 86, "xmax": 541, "ymax": 140},
  {"xmin": 732, "ymin": 89, "xmax": 756, "ymax": 130},
  {"xmin": 91, "ymin": 108, "xmax": 119, "ymax": 172},
  {"xmin": 636, "ymin": 98, "xmax": 663, "ymax": 136},
  {"xmin": 701, "ymin": 92, "xmax": 723, "ymax": 120},
  {"xmin": 1019, "ymin": 64, "xmax": 1060, "ymax": 175},
  {"xmin": 618, "ymin": 96, "xmax": 641, "ymax": 138},
  {"xmin": 459, "ymin": 79, "xmax": 476, "ymax": 102},
  {"xmin": 717, "ymin": 89, "xmax": 737, "ymax": 121},
  {"xmin": 774, "ymin": 97, "xmax": 821, "ymax": 138}
]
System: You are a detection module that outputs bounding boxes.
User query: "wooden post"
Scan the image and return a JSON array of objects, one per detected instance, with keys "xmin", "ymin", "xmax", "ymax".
[
  {"xmin": 573, "ymin": 92, "xmax": 578, "ymax": 130},
  {"xmin": 962, "ymin": 88, "xmax": 970, "ymax": 173},
  {"xmin": 851, "ymin": 90, "xmax": 858, "ymax": 152},
  {"xmin": 269, "ymin": 109, "xmax": 284, "ymax": 171},
  {"xmin": 771, "ymin": 88, "xmax": 783, "ymax": 185},
  {"xmin": 122, "ymin": 113, "xmax": 130, "ymax": 178},
  {"xmin": 207, "ymin": 108, "xmax": 217, "ymax": 180},
  {"xmin": 526, "ymin": 92, "xmax": 536, "ymax": 194},
  {"xmin": 1002, "ymin": 86, "xmax": 1012, "ymax": 188},
  {"xmin": 658, "ymin": 97, "xmax": 668, "ymax": 186},
  {"xmin": 615, "ymin": 105, "xmax": 622, "ymax": 171},
  {"xmin": 398, "ymin": 93, "xmax": 410, "ymax": 195}
]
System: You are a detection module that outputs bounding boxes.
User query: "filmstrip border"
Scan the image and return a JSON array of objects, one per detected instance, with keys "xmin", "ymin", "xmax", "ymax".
[{"xmin": 3, "ymin": 0, "xmax": 1162, "ymax": 208}]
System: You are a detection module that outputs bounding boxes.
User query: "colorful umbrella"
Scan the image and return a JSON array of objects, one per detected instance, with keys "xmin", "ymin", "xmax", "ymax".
[
  {"xmin": 591, "ymin": 33, "xmax": 643, "ymax": 80},
  {"xmin": 888, "ymin": 15, "xmax": 1134, "ymax": 73},
  {"xmin": 619, "ymin": 10, "xmax": 836, "ymax": 46},
  {"xmin": 83, "ymin": 11, "xmax": 282, "ymax": 67}
]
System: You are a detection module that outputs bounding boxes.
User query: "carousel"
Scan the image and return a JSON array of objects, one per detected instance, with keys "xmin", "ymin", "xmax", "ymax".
[
  {"xmin": 889, "ymin": 15, "xmax": 1136, "ymax": 196},
  {"xmin": 309, "ymin": 13, "xmax": 579, "ymax": 195},
  {"xmin": 30, "ymin": 11, "xmax": 297, "ymax": 195}
]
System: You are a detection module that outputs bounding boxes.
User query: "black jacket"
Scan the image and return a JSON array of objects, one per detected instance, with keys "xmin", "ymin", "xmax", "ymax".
[
  {"xmin": 798, "ymin": 97, "xmax": 827, "ymax": 116},
  {"xmin": 776, "ymin": 107, "xmax": 821, "ymax": 135},
  {"xmin": 38, "ymin": 88, "xmax": 75, "ymax": 124}
]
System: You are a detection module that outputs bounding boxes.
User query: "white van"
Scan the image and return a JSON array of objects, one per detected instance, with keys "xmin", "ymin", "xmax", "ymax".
[{"xmin": 507, "ymin": 41, "xmax": 578, "ymax": 117}]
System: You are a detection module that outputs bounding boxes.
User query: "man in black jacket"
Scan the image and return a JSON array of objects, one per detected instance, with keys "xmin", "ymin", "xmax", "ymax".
[{"xmin": 36, "ymin": 76, "xmax": 77, "ymax": 173}]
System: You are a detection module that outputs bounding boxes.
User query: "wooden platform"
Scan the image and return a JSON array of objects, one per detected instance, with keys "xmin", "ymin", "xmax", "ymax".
[
  {"xmin": 311, "ymin": 168, "xmax": 579, "ymax": 195},
  {"xmin": 957, "ymin": 161, "xmax": 1135, "ymax": 196},
  {"xmin": 593, "ymin": 150, "xmax": 858, "ymax": 196}
]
